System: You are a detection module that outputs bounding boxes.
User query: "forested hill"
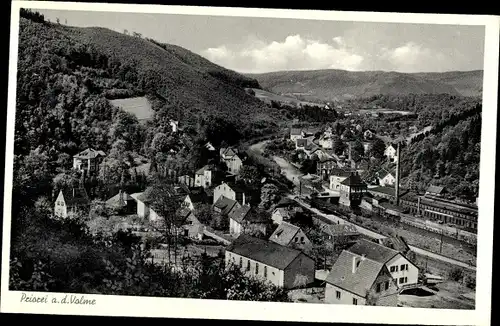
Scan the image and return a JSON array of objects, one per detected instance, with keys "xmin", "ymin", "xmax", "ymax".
[
  {"xmin": 248, "ymin": 69, "xmax": 483, "ymax": 102},
  {"xmin": 15, "ymin": 14, "xmax": 280, "ymax": 157}
]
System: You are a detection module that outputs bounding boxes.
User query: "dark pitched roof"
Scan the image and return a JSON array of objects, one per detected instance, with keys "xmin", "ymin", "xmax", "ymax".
[
  {"xmin": 226, "ymin": 234, "xmax": 308, "ymax": 270},
  {"xmin": 341, "ymin": 173, "xmax": 367, "ymax": 186},
  {"xmin": 195, "ymin": 165, "xmax": 212, "ymax": 175},
  {"xmin": 325, "ymin": 250, "xmax": 385, "ymax": 297},
  {"xmin": 330, "ymin": 168, "xmax": 355, "ymax": 178},
  {"xmin": 174, "ymin": 208, "xmax": 194, "ymax": 227},
  {"xmin": 275, "ymin": 197, "xmax": 297, "ymax": 208},
  {"xmin": 228, "ymin": 204, "xmax": 252, "ymax": 223},
  {"xmin": 290, "ymin": 128, "xmax": 302, "ymax": 135},
  {"xmin": 368, "ymin": 186, "xmax": 408, "ymax": 197},
  {"xmin": 222, "ymin": 182, "xmax": 247, "ymax": 194},
  {"xmin": 379, "ymin": 201, "xmax": 406, "ymax": 213},
  {"xmin": 106, "ymin": 191, "xmax": 134, "ymax": 208},
  {"xmin": 269, "ymin": 222, "xmax": 301, "ymax": 246},
  {"xmin": 321, "ymin": 224, "xmax": 359, "ymax": 237},
  {"xmin": 378, "ymin": 236, "xmax": 410, "ymax": 254},
  {"xmin": 213, "ymin": 196, "xmax": 239, "ymax": 215},
  {"xmin": 221, "ymin": 147, "xmax": 238, "ymax": 158},
  {"xmin": 61, "ymin": 187, "xmax": 90, "ymax": 207},
  {"xmin": 426, "ymin": 185, "xmax": 446, "ymax": 194},
  {"xmin": 347, "ymin": 239, "xmax": 399, "ymax": 264},
  {"xmin": 296, "ymin": 139, "xmax": 308, "ymax": 147},
  {"xmin": 186, "ymin": 188, "xmax": 209, "ymax": 204},
  {"xmin": 73, "ymin": 148, "xmax": 106, "ymax": 159}
]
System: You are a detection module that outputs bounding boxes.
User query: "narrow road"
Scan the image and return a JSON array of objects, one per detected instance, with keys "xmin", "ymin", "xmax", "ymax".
[{"xmin": 249, "ymin": 139, "xmax": 476, "ymax": 271}]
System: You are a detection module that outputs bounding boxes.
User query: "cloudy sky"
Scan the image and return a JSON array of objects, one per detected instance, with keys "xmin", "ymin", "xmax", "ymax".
[{"xmin": 36, "ymin": 9, "xmax": 485, "ymax": 74}]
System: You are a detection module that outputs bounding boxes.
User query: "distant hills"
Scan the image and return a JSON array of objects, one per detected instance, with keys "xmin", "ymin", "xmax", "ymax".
[{"xmin": 247, "ymin": 69, "xmax": 483, "ymax": 103}]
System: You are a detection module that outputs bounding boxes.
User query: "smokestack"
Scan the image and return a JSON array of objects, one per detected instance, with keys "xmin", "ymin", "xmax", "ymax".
[{"xmin": 395, "ymin": 142, "xmax": 401, "ymax": 206}]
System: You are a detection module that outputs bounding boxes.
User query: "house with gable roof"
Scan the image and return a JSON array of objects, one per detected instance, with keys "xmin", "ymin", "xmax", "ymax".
[
  {"xmin": 347, "ymin": 239, "xmax": 419, "ymax": 287},
  {"xmin": 339, "ymin": 172, "xmax": 368, "ymax": 207},
  {"xmin": 54, "ymin": 187, "xmax": 90, "ymax": 219},
  {"xmin": 378, "ymin": 169, "xmax": 396, "ymax": 187},
  {"xmin": 225, "ymin": 234, "xmax": 316, "ymax": 289},
  {"xmin": 220, "ymin": 147, "xmax": 245, "ymax": 175},
  {"xmin": 320, "ymin": 223, "xmax": 360, "ymax": 246},
  {"xmin": 105, "ymin": 189, "xmax": 137, "ymax": 215},
  {"xmin": 182, "ymin": 186, "xmax": 210, "ymax": 211},
  {"xmin": 72, "ymin": 148, "xmax": 106, "ymax": 173},
  {"xmin": 324, "ymin": 249, "xmax": 399, "ymax": 306},
  {"xmin": 194, "ymin": 164, "xmax": 224, "ymax": 189},
  {"xmin": 228, "ymin": 204, "xmax": 268, "ymax": 237},
  {"xmin": 213, "ymin": 196, "xmax": 241, "ymax": 217},
  {"xmin": 269, "ymin": 221, "xmax": 312, "ymax": 251},
  {"xmin": 213, "ymin": 182, "xmax": 247, "ymax": 205}
]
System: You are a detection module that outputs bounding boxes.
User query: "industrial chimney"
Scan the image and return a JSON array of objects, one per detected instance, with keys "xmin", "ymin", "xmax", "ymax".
[{"xmin": 395, "ymin": 142, "xmax": 401, "ymax": 206}]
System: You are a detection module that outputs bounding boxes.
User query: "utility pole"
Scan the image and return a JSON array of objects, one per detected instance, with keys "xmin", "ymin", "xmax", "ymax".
[{"xmin": 439, "ymin": 230, "xmax": 444, "ymax": 254}]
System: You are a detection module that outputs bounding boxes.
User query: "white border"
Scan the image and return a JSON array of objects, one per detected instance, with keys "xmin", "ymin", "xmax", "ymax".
[{"xmin": 2, "ymin": 2, "xmax": 499, "ymax": 325}]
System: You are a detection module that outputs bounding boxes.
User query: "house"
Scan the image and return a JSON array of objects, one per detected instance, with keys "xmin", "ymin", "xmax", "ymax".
[
  {"xmin": 317, "ymin": 158, "xmax": 340, "ymax": 180},
  {"xmin": 182, "ymin": 187, "xmax": 210, "ymax": 211},
  {"xmin": 72, "ymin": 148, "xmax": 106, "ymax": 173},
  {"xmin": 378, "ymin": 170, "xmax": 396, "ymax": 187},
  {"xmin": 225, "ymin": 234, "xmax": 316, "ymax": 289},
  {"xmin": 324, "ymin": 250, "xmax": 399, "ymax": 306},
  {"xmin": 320, "ymin": 223, "xmax": 360, "ymax": 245},
  {"xmin": 425, "ymin": 185, "xmax": 447, "ymax": 197},
  {"xmin": 368, "ymin": 186, "xmax": 409, "ymax": 201},
  {"xmin": 130, "ymin": 191, "xmax": 161, "ymax": 223},
  {"xmin": 54, "ymin": 187, "xmax": 90, "ymax": 219},
  {"xmin": 229, "ymin": 205, "xmax": 268, "ymax": 237},
  {"xmin": 174, "ymin": 208, "xmax": 204, "ymax": 240},
  {"xmin": 339, "ymin": 173, "xmax": 368, "ymax": 207},
  {"xmin": 213, "ymin": 195, "xmax": 241, "ymax": 216},
  {"xmin": 347, "ymin": 239, "xmax": 419, "ymax": 287},
  {"xmin": 303, "ymin": 142, "xmax": 320, "ymax": 158},
  {"xmin": 269, "ymin": 221, "xmax": 312, "ymax": 251},
  {"xmin": 290, "ymin": 128, "xmax": 303, "ymax": 142},
  {"xmin": 329, "ymin": 169, "xmax": 355, "ymax": 191},
  {"xmin": 318, "ymin": 134, "xmax": 334, "ymax": 149},
  {"xmin": 169, "ymin": 120, "xmax": 179, "ymax": 133},
  {"xmin": 194, "ymin": 165, "xmax": 223, "ymax": 188},
  {"xmin": 384, "ymin": 144, "xmax": 398, "ymax": 163},
  {"xmin": 213, "ymin": 182, "xmax": 247, "ymax": 205},
  {"xmin": 362, "ymin": 141, "xmax": 372, "ymax": 153},
  {"xmin": 314, "ymin": 148, "xmax": 334, "ymax": 161},
  {"xmin": 178, "ymin": 174, "xmax": 195, "ymax": 188},
  {"xmin": 220, "ymin": 147, "xmax": 245, "ymax": 175},
  {"xmin": 271, "ymin": 207, "xmax": 291, "ymax": 224},
  {"xmin": 364, "ymin": 129, "xmax": 374, "ymax": 140},
  {"xmin": 105, "ymin": 190, "xmax": 137, "ymax": 215}
]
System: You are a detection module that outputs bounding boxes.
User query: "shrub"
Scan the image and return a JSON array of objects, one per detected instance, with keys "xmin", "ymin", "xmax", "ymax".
[
  {"xmin": 448, "ymin": 267, "xmax": 465, "ymax": 282},
  {"xmin": 463, "ymin": 275, "xmax": 476, "ymax": 290}
]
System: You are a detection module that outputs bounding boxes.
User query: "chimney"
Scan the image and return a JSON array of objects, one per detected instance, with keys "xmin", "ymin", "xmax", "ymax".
[
  {"xmin": 352, "ymin": 256, "xmax": 359, "ymax": 274},
  {"xmin": 72, "ymin": 188, "xmax": 75, "ymax": 198},
  {"xmin": 395, "ymin": 142, "xmax": 401, "ymax": 206}
]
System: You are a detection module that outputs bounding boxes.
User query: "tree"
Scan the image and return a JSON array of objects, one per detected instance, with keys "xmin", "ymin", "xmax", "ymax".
[
  {"xmin": 194, "ymin": 203, "xmax": 213, "ymax": 225},
  {"xmin": 293, "ymin": 274, "xmax": 309, "ymax": 290},
  {"xmin": 239, "ymin": 165, "xmax": 261, "ymax": 185},
  {"xmin": 332, "ymin": 136, "xmax": 347, "ymax": 155},
  {"xmin": 259, "ymin": 183, "xmax": 280, "ymax": 209},
  {"xmin": 370, "ymin": 138, "xmax": 386, "ymax": 159},
  {"xmin": 351, "ymin": 139, "xmax": 365, "ymax": 162}
]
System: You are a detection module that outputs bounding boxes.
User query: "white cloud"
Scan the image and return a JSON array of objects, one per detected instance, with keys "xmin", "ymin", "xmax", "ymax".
[
  {"xmin": 201, "ymin": 34, "xmax": 364, "ymax": 73},
  {"xmin": 381, "ymin": 42, "xmax": 449, "ymax": 72}
]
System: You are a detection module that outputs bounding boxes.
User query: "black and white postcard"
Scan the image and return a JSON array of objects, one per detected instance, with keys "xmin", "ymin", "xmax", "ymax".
[{"xmin": 1, "ymin": 1, "xmax": 499, "ymax": 325}]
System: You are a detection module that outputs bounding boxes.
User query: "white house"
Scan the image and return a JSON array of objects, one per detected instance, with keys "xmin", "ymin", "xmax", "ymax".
[
  {"xmin": 205, "ymin": 142, "xmax": 216, "ymax": 151},
  {"xmin": 54, "ymin": 187, "xmax": 90, "ymax": 219},
  {"xmin": 324, "ymin": 250, "xmax": 399, "ymax": 306},
  {"xmin": 220, "ymin": 147, "xmax": 244, "ymax": 175},
  {"xmin": 130, "ymin": 192, "xmax": 161, "ymax": 222},
  {"xmin": 384, "ymin": 144, "xmax": 398, "ymax": 163},
  {"xmin": 379, "ymin": 171, "xmax": 396, "ymax": 187},
  {"xmin": 213, "ymin": 182, "xmax": 246, "ymax": 205},
  {"xmin": 225, "ymin": 234, "xmax": 316, "ymax": 289},
  {"xmin": 329, "ymin": 169, "xmax": 354, "ymax": 191},
  {"xmin": 271, "ymin": 207, "xmax": 291, "ymax": 224},
  {"xmin": 72, "ymin": 148, "xmax": 106, "ymax": 173},
  {"xmin": 347, "ymin": 239, "xmax": 419, "ymax": 287},
  {"xmin": 269, "ymin": 221, "xmax": 312, "ymax": 251},
  {"xmin": 290, "ymin": 128, "xmax": 303, "ymax": 142}
]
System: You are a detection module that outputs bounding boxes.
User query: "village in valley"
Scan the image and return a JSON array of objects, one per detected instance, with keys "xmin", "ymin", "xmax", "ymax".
[{"xmin": 11, "ymin": 8, "xmax": 481, "ymax": 310}]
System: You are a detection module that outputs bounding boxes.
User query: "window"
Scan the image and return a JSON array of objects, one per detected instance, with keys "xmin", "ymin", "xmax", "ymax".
[
  {"xmin": 395, "ymin": 265, "xmax": 399, "ymax": 272},
  {"xmin": 264, "ymin": 266, "xmax": 267, "ymax": 278},
  {"xmin": 376, "ymin": 283, "xmax": 381, "ymax": 293},
  {"xmin": 399, "ymin": 277, "xmax": 407, "ymax": 284},
  {"xmin": 300, "ymin": 236, "xmax": 305, "ymax": 243},
  {"xmin": 400, "ymin": 264, "xmax": 405, "ymax": 271},
  {"xmin": 390, "ymin": 266, "xmax": 395, "ymax": 272},
  {"xmin": 352, "ymin": 298, "xmax": 358, "ymax": 305},
  {"xmin": 247, "ymin": 260, "xmax": 250, "ymax": 271},
  {"xmin": 294, "ymin": 237, "xmax": 298, "ymax": 242},
  {"xmin": 385, "ymin": 281, "xmax": 389, "ymax": 290},
  {"xmin": 336, "ymin": 291, "xmax": 341, "ymax": 299},
  {"xmin": 255, "ymin": 263, "xmax": 259, "ymax": 275}
]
